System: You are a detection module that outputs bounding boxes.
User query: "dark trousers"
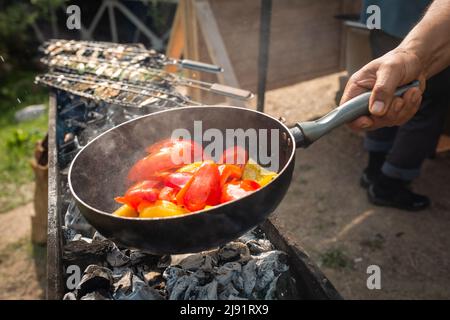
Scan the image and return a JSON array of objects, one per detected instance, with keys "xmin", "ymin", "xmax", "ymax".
[{"xmin": 365, "ymin": 30, "xmax": 450, "ymax": 180}]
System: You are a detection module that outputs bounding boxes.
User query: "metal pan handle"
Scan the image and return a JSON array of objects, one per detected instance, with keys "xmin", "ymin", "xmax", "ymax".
[
  {"xmin": 209, "ymin": 83, "xmax": 254, "ymax": 101},
  {"xmin": 292, "ymin": 80, "xmax": 420, "ymax": 148},
  {"xmin": 179, "ymin": 59, "xmax": 224, "ymax": 73}
]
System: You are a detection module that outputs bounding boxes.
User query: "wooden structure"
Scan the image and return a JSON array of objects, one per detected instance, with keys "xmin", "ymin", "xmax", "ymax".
[{"xmin": 167, "ymin": 0, "xmax": 361, "ymax": 104}]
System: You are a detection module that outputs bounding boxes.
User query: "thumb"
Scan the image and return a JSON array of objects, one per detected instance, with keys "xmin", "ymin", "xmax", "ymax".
[{"xmin": 369, "ymin": 63, "xmax": 403, "ymax": 116}]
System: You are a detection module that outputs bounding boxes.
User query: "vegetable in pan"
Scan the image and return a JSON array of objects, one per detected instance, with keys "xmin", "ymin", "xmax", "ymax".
[{"xmin": 113, "ymin": 138, "xmax": 277, "ymax": 218}]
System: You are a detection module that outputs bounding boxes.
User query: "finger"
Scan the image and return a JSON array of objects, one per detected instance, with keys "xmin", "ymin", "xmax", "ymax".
[
  {"xmin": 347, "ymin": 116, "xmax": 374, "ymax": 131},
  {"xmin": 384, "ymin": 97, "xmax": 404, "ymax": 123},
  {"xmin": 369, "ymin": 62, "xmax": 403, "ymax": 117},
  {"xmin": 396, "ymin": 89, "xmax": 422, "ymax": 125}
]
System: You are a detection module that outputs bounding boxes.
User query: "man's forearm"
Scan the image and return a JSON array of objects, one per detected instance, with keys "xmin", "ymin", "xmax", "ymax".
[{"xmin": 398, "ymin": 0, "xmax": 450, "ymax": 79}]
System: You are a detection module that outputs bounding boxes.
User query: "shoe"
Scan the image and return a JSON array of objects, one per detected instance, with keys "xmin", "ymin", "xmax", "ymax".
[
  {"xmin": 367, "ymin": 174, "xmax": 430, "ymax": 211},
  {"xmin": 360, "ymin": 168, "xmax": 378, "ymax": 189}
]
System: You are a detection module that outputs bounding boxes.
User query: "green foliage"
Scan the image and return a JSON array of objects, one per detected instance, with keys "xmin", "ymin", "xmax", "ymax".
[{"xmin": 319, "ymin": 248, "xmax": 351, "ymax": 269}]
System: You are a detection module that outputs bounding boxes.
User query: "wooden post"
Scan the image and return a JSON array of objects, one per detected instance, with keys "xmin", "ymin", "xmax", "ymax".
[{"xmin": 165, "ymin": 2, "xmax": 185, "ymax": 73}]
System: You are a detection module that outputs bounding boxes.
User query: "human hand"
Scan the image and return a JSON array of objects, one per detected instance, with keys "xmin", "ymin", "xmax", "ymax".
[{"xmin": 340, "ymin": 49, "xmax": 426, "ymax": 131}]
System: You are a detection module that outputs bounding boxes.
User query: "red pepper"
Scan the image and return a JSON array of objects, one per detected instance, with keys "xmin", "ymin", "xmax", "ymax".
[
  {"xmin": 218, "ymin": 164, "xmax": 243, "ymax": 187},
  {"xmin": 183, "ymin": 161, "xmax": 221, "ymax": 211},
  {"xmin": 129, "ymin": 140, "xmax": 204, "ymax": 182},
  {"xmin": 165, "ymin": 172, "xmax": 193, "ymax": 189},
  {"xmin": 219, "ymin": 146, "xmax": 248, "ymax": 167},
  {"xmin": 220, "ymin": 179, "xmax": 260, "ymax": 204},
  {"xmin": 158, "ymin": 186, "xmax": 179, "ymax": 203},
  {"xmin": 115, "ymin": 180, "xmax": 160, "ymax": 209}
]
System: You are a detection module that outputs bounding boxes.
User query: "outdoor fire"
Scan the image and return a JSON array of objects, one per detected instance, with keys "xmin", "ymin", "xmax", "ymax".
[{"xmin": 1, "ymin": 0, "xmax": 450, "ymax": 309}]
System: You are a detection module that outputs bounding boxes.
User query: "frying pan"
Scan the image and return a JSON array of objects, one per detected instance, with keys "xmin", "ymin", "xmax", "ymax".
[{"xmin": 69, "ymin": 81, "xmax": 419, "ymax": 254}]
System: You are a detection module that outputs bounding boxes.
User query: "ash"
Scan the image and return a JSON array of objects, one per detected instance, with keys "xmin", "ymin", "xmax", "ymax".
[{"xmin": 57, "ymin": 91, "xmax": 298, "ymax": 300}]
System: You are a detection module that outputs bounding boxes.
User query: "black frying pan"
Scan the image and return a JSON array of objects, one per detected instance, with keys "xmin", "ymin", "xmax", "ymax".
[{"xmin": 68, "ymin": 82, "xmax": 419, "ymax": 254}]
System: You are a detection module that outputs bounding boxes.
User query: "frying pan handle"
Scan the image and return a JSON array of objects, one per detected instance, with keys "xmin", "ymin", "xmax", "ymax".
[
  {"xmin": 179, "ymin": 59, "xmax": 224, "ymax": 73},
  {"xmin": 292, "ymin": 81, "xmax": 420, "ymax": 148}
]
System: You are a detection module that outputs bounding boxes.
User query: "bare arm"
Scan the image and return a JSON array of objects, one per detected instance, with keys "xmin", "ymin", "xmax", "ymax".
[{"xmin": 342, "ymin": 0, "xmax": 450, "ymax": 130}]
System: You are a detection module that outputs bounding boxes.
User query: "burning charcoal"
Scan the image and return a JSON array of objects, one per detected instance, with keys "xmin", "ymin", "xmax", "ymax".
[
  {"xmin": 107, "ymin": 245, "xmax": 130, "ymax": 267},
  {"xmin": 215, "ymin": 262, "xmax": 241, "ymax": 287},
  {"xmin": 241, "ymin": 260, "xmax": 257, "ymax": 297},
  {"xmin": 218, "ymin": 242, "xmax": 250, "ymax": 263},
  {"xmin": 192, "ymin": 269, "xmax": 214, "ymax": 286},
  {"xmin": 183, "ymin": 276, "xmax": 200, "ymax": 300},
  {"xmin": 80, "ymin": 289, "xmax": 112, "ymax": 300},
  {"xmin": 76, "ymin": 265, "xmax": 113, "ymax": 297},
  {"xmin": 63, "ymin": 292, "xmax": 77, "ymax": 300},
  {"xmin": 63, "ymin": 239, "xmax": 114, "ymax": 271},
  {"xmin": 196, "ymin": 280, "xmax": 218, "ymax": 300},
  {"xmin": 246, "ymin": 239, "xmax": 274, "ymax": 255},
  {"xmin": 218, "ymin": 283, "xmax": 239, "ymax": 300},
  {"xmin": 143, "ymin": 271, "xmax": 162, "ymax": 286},
  {"xmin": 64, "ymin": 201, "xmax": 95, "ymax": 237},
  {"xmin": 114, "ymin": 276, "xmax": 164, "ymax": 300}
]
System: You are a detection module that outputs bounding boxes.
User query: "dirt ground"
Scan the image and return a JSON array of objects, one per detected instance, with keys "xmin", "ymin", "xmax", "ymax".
[
  {"xmin": 0, "ymin": 201, "xmax": 46, "ymax": 300},
  {"xmin": 0, "ymin": 72, "xmax": 449, "ymax": 300}
]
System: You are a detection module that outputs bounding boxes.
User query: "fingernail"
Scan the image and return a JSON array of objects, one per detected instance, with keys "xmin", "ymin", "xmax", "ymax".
[
  {"xmin": 371, "ymin": 100, "xmax": 385, "ymax": 114},
  {"xmin": 361, "ymin": 122, "xmax": 371, "ymax": 129}
]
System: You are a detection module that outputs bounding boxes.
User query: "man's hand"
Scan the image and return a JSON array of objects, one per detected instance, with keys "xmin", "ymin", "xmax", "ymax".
[{"xmin": 341, "ymin": 49, "xmax": 426, "ymax": 131}]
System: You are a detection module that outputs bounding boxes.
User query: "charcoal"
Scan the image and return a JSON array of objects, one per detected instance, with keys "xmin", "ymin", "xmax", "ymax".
[
  {"xmin": 215, "ymin": 262, "xmax": 241, "ymax": 286},
  {"xmin": 107, "ymin": 245, "xmax": 130, "ymax": 267},
  {"xmin": 269, "ymin": 270, "xmax": 300, "ymax": 300},
  {"xmin": 92, "ymin": 231, "xmax": 107, "ymax": 241},
  {"xmin": 129, "ymin": 250, "xmax": 160, "ymax": 266},
  {"xmin": 64, "ymin": 201, "xmax": 95, "ymax": 237},
  {"xmin": 113, "ymin": 270, "xmax": 133, "ymax": 294},
  {"xmin": 169, "ymin": 253, "xmax": 192, "ymax": 266},
  {"xmin": 80, "ymin": 289, "xmax": 112, "ymax": 300},
  {"xmin": 62, "ymin": 226, "xmax": 78, "ymax": 242},
  {"xmin": 62, "ymin": 292, "xmax": 77, "ymax": 300},
  {"xmin": 178, "ymin": 254, "xmax": 215, "ymax": 272},
  {"xmin": 183, "ymin": 276, "xmax": 200, "ymax": 300},
  {"xmin": 228, "ymin": 294, "xmax": 248, "ymax": 300},
  {"xmin": 157, "ymin": 254, "xmax": 171, "ymax": 269},
  {"xmin": 241, "ymin": 259, "xmax": 257, "ymax": 297},
  {"xmin": 163, "ymin": 266, "xmax": 188, "ymax": 293},
  {"xmin": 255, "ymin": 251, "xmax": 289, "ymax": 292},
  {"xmin": 193, "ymin": 269, "xmax": 214, "ymax": 286},
  {"xmin": 168, "ymin": 275, "xmax": 197, "ymax": 300},
  {"xmin": 114, "ymin": 276, "xmax": 164, "ymax": 300},
  {"xmin": 76, "ymin": 265, "xmax": 113, "ymax": 297},
  {"xmin": 218, "ymin": 283, "xmax": 239, "ymax": 300},
  {"xmin": 196, "ymin": 279, "xmax": 218, "ymax": 300},
  {"xmin": 247, "ymin": 239, "xmax": 274, "ymax": 255},
  {"xmin": 218, "ymin": 242, "xmax": 250, "ymax": 262},
  {"xmin": 237, "ymin": 229, "xmax": 258, "ymax": 243},
  {"xmin": 143, "ymin": 271, "xmax": 162, "ymax": 286},
  {"xmin": 63, "ymin": 239, "xmax": 114, "ymax": 271}
]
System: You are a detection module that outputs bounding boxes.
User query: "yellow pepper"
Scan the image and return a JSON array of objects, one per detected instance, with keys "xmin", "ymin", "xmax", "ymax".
[
  {"xmin": 139, "ymin": 200, "xmax": 187, "ymax": 218},
  {"xmin": 176, "ymin": 161, "xmax": 202, "ymax": 173},
  {"xmin": 113, "ymin": 204, "xmax": 139, "ymax": 218},
  {"xmin": 242, "ymin": 160, "xmax": 277, "ymax": 187}
]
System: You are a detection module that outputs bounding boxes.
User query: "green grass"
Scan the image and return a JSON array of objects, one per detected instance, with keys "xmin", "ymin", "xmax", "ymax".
[
  {"xmin": 0, "ymin": 70, "xmax": 48, "ymax": 213},
  {"xmin": 319, "ymin": 248, "xmax": 352, "ymax": 270}
]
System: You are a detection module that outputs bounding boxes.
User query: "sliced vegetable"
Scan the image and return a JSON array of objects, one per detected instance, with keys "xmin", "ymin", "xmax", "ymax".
[
  {"xmin": 113, "ymin": 204, "xmax": 138, "ymax": 217},
  {"xmin": 114, "ymin": 180, "xmax": 160, "ymax": 209},
  {"xmin": 176, "ymin": 161, "xmax": 203, "ymax": 174},
  {"xmin": 219, "ymin": 164, "xmax": 243, "ymax": 187},
  {"xmin": 220, "ymin": 179, "xmax": 260, "ymax": 204},
  {"xmin": 158, "ymin": 186, "xmax": 178, "ymax": 203},
  {"xmin": 183, "ymin": 161, "xmax": 221, "ymax": 211},
  {"xmin": 243, "ymin": 160, "xmax": 278, "ymax": 186},
  {"xmin": 165, "ymin": 172, "xmax": 193, "ymax": 189},
  {"xmin": 139, "ymin": 200, "xmax": 187, "ymax": 218}
]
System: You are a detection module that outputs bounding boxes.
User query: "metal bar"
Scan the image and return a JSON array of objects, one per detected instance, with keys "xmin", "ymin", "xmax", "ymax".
[
  {"xmin": 257, "ymin": 0, "xmax": 272, "ymax": 112},
  {"xmin": 108, "ymin": 2, "xmax": 119, "ymax": 43},
  {"xmin": 46, "ymin": 93, "xmax": 64, "ymax": 299}
]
